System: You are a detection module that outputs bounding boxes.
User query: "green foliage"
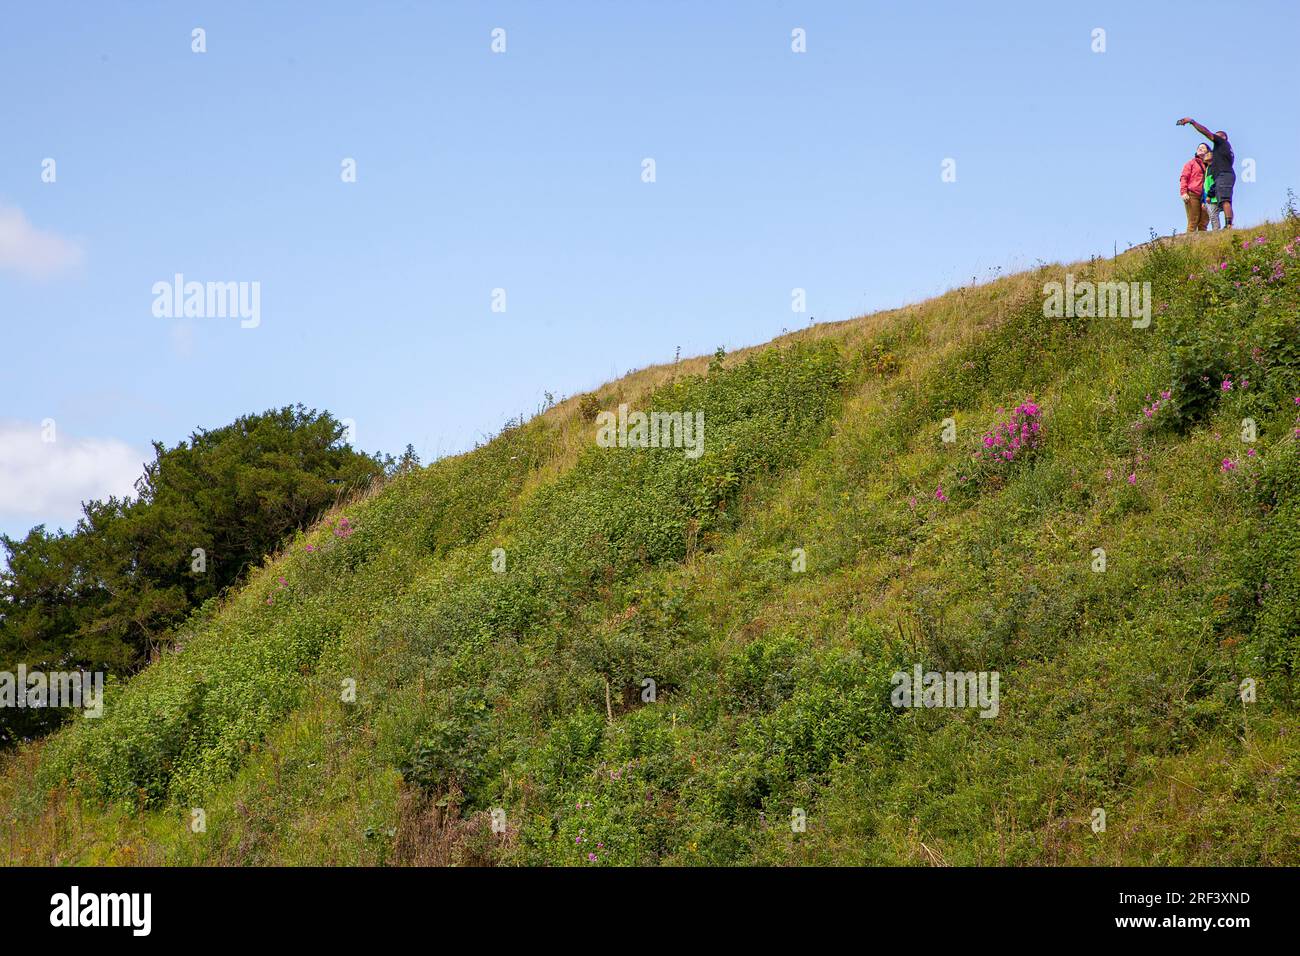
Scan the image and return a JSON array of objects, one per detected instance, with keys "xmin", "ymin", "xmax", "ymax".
[
  {"xmin": 1238, "ymin": 449, "xmax": 1300, "ymax": 699},
  {"xmin": 1161, "ymin": 232, "xmax": 1300, "ymax": 429},
  {"xmin": 0, "ymin": 405, "xmax": 381, "ymax": 746},
  {"xmin": 7, "ymin": 222, "xmax": 1300, "ymax": 866}
]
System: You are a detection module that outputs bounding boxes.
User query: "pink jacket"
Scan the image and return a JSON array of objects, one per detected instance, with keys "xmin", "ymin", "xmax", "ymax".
[{"xmin": 1180, "ymin": 158, "xmax": 1206, "ymax": 197}]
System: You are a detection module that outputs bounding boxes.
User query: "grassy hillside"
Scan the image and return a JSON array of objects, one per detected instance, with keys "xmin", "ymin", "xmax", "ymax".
[{"xmin": 4, "ymin": 221, "xmax": 1300, "ymax": 866}]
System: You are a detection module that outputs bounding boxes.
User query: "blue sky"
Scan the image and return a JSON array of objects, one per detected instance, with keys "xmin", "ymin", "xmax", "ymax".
[{"xmin": 2, "ymin": 0, "xmax": 1297, "ymax": 543}]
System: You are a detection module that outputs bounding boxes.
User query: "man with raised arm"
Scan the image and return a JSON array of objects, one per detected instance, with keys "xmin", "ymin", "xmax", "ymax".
[{"xmin": 1177, "ymin": 117, "xmax": 1235, "ymax": 228}]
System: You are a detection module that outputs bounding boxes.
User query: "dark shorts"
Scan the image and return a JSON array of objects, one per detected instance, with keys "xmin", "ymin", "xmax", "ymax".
[{"xmin": 1215, "ymin": 176, "xmax": 1235, "ymax": 203}]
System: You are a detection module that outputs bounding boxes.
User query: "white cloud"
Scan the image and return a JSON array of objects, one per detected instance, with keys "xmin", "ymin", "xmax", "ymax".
[
  {"xmin": 0, "ymin": 205, "xmax": 83, "ymax": 279},
  {"xmin": 0, "ymin": 421, "xmax": 145, "ymax": 534}
]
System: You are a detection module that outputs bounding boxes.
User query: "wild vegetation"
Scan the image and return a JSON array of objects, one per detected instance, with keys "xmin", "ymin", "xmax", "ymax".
[
  {"xmin": 3, "ymin": 219, "xmax": 1298, "ymax": 865},
  {"xmin": 0, "ymin": 406, "xmax": 387, "ymax": 744}
]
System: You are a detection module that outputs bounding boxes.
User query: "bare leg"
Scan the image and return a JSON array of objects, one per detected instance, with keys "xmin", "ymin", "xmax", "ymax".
[{"xmin": 1221, "ymin": 200, "xmax": 1233, "ymax": 228}]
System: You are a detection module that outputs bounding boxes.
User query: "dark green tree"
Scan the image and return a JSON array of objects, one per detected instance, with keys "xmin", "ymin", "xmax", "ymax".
[{"xmin": 0, "ymin": 405, "xmax": 384, "ymax": 744}]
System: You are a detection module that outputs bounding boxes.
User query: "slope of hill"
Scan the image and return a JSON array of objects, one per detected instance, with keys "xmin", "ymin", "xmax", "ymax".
[{"xmin": 4, "ymin": 221, "xmax": 1299, "ymax": 866}]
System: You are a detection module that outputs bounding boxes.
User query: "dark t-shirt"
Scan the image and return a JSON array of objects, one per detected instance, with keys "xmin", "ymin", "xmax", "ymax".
[{"xmin": 1211, "ymin": 134, "xmax": 1235, "ymax": 179}]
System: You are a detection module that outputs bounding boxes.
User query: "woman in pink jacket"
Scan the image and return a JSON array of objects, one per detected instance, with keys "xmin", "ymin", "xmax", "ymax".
[{"xmin": 1180, "ymin": 143, "xmax": 1210, "ymax": 233}]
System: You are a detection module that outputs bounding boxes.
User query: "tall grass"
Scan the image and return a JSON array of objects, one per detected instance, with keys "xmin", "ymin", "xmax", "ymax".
[{"xmin": 4, "ymin": 220, "xmax": 1298, "ymax": 865}]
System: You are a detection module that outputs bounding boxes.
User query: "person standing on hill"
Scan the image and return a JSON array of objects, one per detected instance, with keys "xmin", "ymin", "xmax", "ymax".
[
  {"xmin": 1178, "ymin": 117, "xmax": 1235, "ymax": 228},
  {"xmin": 1204, "ymin": 148, "xmax": 1224, "ymax": 230},
  {"xmin": 1179, "ymin": 142, "xmax": 1210, "ymax": 234}
]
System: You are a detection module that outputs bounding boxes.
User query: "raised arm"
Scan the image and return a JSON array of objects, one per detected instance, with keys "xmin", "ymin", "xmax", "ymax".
[{"xmin": 1177, "ymin": 117, "xmax": 1215, "ymax": 139}]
